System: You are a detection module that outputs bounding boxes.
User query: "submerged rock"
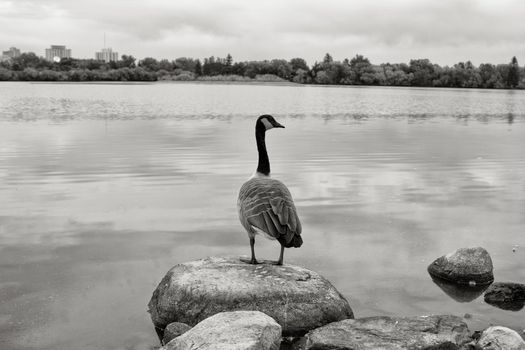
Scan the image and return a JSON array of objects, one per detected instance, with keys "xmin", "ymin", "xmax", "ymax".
[
  {"xmin": 148, "ymin": 256, "xmax": 353, "ymax": 337},
  {"xmin": 162, "ymin": 322, "xmax": 191, "ymax": 345},
  {"xmin": 161, "ymin": 311, "xmax": 281, "ymax": 350},
  {"xmin": 484, "ymin": 282, "xmax": 525, "ymax": 311},
  {"xmin": 475, "ymin": 326, "xmax": 525, "ymax": 350},
  {"xmin": 427, "ymin": 247, "xmax": 494, "ymax": 285},
  {"xmin": 304, "ymin": 315, "xmax": 471, "ymax": 350}
]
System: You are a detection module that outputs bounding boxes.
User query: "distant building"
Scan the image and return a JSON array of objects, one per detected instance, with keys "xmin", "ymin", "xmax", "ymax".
[
  {"xmin": 95, "ymin": 47, "xmax": 119, "ymax": 62},
  {"xmin": 1, "ymin": 47, "xmax": 21, "ymax": 61},
  {"xmin": 45, "ymin": 45, "xmax": 72, "ymax": 61}
]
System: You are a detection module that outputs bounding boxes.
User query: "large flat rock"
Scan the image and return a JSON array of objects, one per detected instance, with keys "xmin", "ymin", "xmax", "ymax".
[
  {"xmin": 161, "ymin": 311, "xmax": 281, "ymax": 350},
  {"xmin": 148, "ymin": 256, "xmax": 353, "ymax": 337},
  {"xmin": 305, "ymin": 315, "xmax": 471, "ymax": 349}
]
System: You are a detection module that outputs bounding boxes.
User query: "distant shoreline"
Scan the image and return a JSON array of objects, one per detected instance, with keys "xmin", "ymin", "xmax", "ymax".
[{"xmin": 1, "ymin": 52, "xmax": 523, "ymax": 89}]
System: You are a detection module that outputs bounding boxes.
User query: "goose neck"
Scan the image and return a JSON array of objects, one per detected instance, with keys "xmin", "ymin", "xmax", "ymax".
[{"xmin": 255, "ymin": 126, "xmax": 270, "ymax": 176}]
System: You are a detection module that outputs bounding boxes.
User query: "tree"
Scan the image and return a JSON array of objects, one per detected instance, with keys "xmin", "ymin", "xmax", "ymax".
[
  {"xmin": 408, "ymin": 59, "xmax": 435, "ymax": 86},
  {"xmin": 11, "ymin": 52, "xmax": 47, "ymax": 71},
  {"xmin": 380, "ymin": 63, "xmax": 410, "ymax": 86},
  {"xmin": 194, "ymin": 60, "xmax": 202, "ymax": 76},
  {"xmin": 496, "ymin": 64, "xmax": 510, "ymax": 88},
  {"xmin": 158, "ymin": 59, "xmax": 174, "ymax": 72},
  {"xmin": 292, "ymin": 68, "xmax": 309, "ymax": 83},
  {"xmin": 507, "ymin": 56, "xmax": 520, "ymax": 88},
  {"xmin": 139, "ymin": 57, "xmax": 159, "ymax": 71},
  {"xmin": 0, "ymin": 68, "xmax": 14, "ymax": 80},
  {"xmin": 349, "ymin": 54, "xmax": 374, "ymax": 84},
  {"xmin": 230, "ymin": 62, "xmax": 246, "ymax": 76},
  {"xmin": 118, "ymin": 55, "xmax": 136, "ymax": 68},
  {"xmin": 290, "ymin": 58, "xmax": 309, "ymax": 71},
  {"xmin": 271, "ymin": 59, "xmax": 292, "ymax": 80},
  {"xmin": 314, "ymin": 70, "xmax": 332, "ymax": 84},
  {"xmin": 202, "ymin": 56, "xmax": 230, "ymax": 76},
  {"xmin": 479, "ymin": 63, "xmax": 500, "ymax": 88},
  {"xmin": 175, "ymin": 57, "xmax": 200, "ymax": 73}
]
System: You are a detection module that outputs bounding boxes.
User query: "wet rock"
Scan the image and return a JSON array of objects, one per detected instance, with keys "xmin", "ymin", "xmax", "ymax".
[
  {"xmin": 161, "ymin": 311, "xmax": 281, "ymax": 350},
  {"xmin": 305, "ymin": 315, "xmax": 471, "ymax": 350},
  {"xmin": 475, "ymin": 326, "xmax": 525, "ymax": 350},
  {"xmin": 484, "ymin": 282, "xmax": 525, "ymax": 311},
  {"xmin": 162, "ymin": 322, "xmax": 191, "ymax": 345},
  {"xmin": 427, "ymin": 247, "xmax": 494, "ymax": 285},
  {"xmin": 148, "ymin": 256, "xmax": 353, "ymax": 337}
]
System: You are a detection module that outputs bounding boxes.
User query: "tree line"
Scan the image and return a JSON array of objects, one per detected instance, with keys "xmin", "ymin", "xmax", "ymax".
[{"xmin": 0, "ymin": 51, "xmax": 523, "ymax": 89}]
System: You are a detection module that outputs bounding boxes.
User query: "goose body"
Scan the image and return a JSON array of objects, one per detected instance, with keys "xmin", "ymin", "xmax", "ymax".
[{"xmin": 237, "ymin": 115, "xmax": 302, "ymax": 265}]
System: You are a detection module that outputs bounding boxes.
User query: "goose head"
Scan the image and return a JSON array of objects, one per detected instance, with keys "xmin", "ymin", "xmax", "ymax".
[{"xmin": 256, "ymin": 114, "xmax": 285, "ymax": 131}]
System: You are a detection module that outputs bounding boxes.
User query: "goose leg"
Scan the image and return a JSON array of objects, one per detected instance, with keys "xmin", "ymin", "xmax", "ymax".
[
  {"xmin": 240, "ymin": 237, "xmax": 258, "ymax": 264},
  {"xmin": 249, "ymin": 237, "xmax": 258, "ymax": 264},
  {"xmin": 250, "ymin": 237, "xmax": 257, "ymax": 264},
  {"xmin": 275, "ymin": 244, "xmax": 284, "ymax": 266}
]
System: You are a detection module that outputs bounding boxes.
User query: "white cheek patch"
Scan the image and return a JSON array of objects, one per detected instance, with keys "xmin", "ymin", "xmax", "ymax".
[{"xmin": 261, "ymin": 118, "xmax": 273, "ymax": 130}]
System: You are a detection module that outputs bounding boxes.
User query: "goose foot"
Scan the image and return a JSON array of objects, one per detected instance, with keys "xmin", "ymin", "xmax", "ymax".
[{"xmin": 240, "ymin": 257, "xmax": 259, "ymax": 265}]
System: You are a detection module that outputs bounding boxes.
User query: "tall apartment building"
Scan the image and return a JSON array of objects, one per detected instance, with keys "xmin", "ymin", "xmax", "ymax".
[
  {"xmin": 1, "ymin": 47, "xmax": 21, "ymax": 61},
  {"xmin": 95, "ymin": 48, "xmax": 119, "ymax": 62},
  {"xmin": 45, "ymin": 45, "xmax": 72, "ymax": 61}
]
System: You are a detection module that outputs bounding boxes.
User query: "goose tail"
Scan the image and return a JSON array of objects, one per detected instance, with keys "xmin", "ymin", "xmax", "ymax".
[{"xmin": 284, "ymin": 233, "xmax": 303, "ymax": 248}]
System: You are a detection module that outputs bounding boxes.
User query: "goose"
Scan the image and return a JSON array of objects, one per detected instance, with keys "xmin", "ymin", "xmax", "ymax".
[{"xmin": 237, "ymin": 115, "xmax": 302, "ymax": 265}]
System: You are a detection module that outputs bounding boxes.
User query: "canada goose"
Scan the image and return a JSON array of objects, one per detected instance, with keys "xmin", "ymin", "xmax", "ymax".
[{"xmin": 237, "ymin": 115, "xmax": 302, "ymax": 265}]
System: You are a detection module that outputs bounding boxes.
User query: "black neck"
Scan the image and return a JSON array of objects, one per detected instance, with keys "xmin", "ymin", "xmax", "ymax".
[{"xmin": 255, "ymin": 123, "xmax": 270, "ymax": 175}]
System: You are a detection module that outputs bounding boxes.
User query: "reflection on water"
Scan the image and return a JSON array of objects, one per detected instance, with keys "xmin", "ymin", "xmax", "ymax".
[
  {"xmin": 485, "ymin": 296, "xmax": 525, "ymax": 312},
  {"xmin": 1, "ymin": 82, "xmax": 525, "ymax": 349},
  {"xmin": 431, "ymin": 276, "xmax": 489, "ymax": 303}
]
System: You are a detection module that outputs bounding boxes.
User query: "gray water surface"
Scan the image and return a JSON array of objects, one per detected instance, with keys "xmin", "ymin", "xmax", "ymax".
[{"xmin": 1, "ymin": 82, "xmax": 524, "ymax": 349}]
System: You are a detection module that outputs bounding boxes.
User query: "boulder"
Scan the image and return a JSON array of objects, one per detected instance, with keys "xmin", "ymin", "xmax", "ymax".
[
  {"xmin": 427, "ymin": 247, "xmax": 494, "ymax": 285},
  {"xmin": 162, "ymin": 322, "xmax": 191, "ymax": 345},
  {"xmin": 484, "ymin": 282, "xmax": 525, "ymax": 311},
  {"xmin": 148, "ymin": 256, "xmax": 353, "ymax": 337},
  {"xmin": 475, "ymin": 326, "xmax": 525, "ymax": 350},
  {"xmin": 305, "ymin": 315, "xmax": 471, "ymax": 350},
  {"xmin": 161, "ymin": 311, "xmax": 281, "ymax": 350}
]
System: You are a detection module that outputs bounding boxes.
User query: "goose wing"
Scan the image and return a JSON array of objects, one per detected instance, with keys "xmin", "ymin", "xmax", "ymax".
[{"xmin": 238, "ymin": 177, "xmax": 302, "ymax": 244}]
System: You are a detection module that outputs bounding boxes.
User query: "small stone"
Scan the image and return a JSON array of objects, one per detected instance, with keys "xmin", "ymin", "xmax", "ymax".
[
  {"xmin": 162, "ymin": 322, "xmax": 191, "ymax": 345},
  {"xmin": 476, "ymin": 326, "xmax": 525, "ymax": 350}
]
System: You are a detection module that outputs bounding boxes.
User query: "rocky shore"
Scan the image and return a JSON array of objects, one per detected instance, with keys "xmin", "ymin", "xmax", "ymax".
[{"xmin": 148, "ymin": 251, "xmax": 525, "ymax": 350}]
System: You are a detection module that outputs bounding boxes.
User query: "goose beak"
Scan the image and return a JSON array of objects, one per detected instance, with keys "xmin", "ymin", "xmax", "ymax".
[{"xmin": 273, "ymin": 121, "xmax": 285, "ymax": 128}]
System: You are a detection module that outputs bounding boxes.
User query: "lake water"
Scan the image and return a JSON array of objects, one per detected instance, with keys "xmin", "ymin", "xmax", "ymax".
[{"xmin": 0, "ymin": 82, "xmax": 524, "ymax": 349}]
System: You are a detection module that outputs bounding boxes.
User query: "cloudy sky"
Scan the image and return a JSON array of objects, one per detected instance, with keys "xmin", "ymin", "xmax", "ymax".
[{"xmin": 1, "ymin": 0, "xmax": 525, "ymax": 66}]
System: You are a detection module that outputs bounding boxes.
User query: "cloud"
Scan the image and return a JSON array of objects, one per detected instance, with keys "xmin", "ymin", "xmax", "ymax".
[{"xmin": 1, "ymin": 0, "xmax": 525, "ymax": 65}]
